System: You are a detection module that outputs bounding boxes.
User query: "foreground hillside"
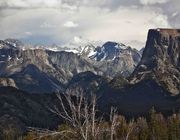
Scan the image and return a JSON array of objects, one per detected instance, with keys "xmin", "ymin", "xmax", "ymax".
[{"xmin": 1, "ymin": 87, "xmax": 180, "ymax": 140}]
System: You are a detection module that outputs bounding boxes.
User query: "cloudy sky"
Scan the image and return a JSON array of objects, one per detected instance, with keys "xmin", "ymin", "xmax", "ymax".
[{"xmin": 0, "ymin": 0, "xmax": 179, "ymax": 49}]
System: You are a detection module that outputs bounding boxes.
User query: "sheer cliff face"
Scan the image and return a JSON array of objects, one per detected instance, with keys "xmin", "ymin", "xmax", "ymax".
[
  {"xmin": 131, "ymin": 29, "xmax": 180, "ymax": 95},
  {"xmin": 0, "ymin": 43, "xmax": 104, "ymax": 93}
]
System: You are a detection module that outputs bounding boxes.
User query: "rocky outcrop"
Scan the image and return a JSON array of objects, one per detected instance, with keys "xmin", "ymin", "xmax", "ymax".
[
  {"xmin": 130, "ymin": 29, "xmax": 180, "ymax": 95},
  {"xmin": 0, "ymin": 78, "xmax": 17, "ymax": 88}
]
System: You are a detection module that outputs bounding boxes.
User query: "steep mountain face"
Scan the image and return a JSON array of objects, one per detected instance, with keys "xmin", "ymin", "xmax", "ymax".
[
  {"xmin": 89, "ymin": 41, "xmax": 142, "ymax": 77},
  {"xmin": 130, "ymin": 29, "xmax": 180, "ymax": 95},
  {"xmin": 46, "ymin": 50, "xmax": 101, "ymax": 78},
  {"xmin": 10, "ymin": 64, "xmax": 64, "ymax": 93},
  {"xmin": 50, "ymin": 41, "xmax": 142, "ymax": 77},
  {"xmin": 139, "ymin": 47, "xmax": 145, "ymax": 55},
  {"xmin": 90, "ymin": 41, "xmax": 128, "ymax": 61},
  {"xmin": 0, "ymin": 40, "xmax": 103, "ymax": 93},
  {"xmin": 79, "ymin": 44, "xmax": 96, "ymax": 57},
  {"xmin": 0, "ymin": 44, "xmax": 65, "ymax": 93}
]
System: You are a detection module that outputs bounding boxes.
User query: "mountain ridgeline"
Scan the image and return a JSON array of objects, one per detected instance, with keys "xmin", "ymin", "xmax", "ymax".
[{"xmin": 0, "ymin": 39, "xmax": 142, "ymax": 93}]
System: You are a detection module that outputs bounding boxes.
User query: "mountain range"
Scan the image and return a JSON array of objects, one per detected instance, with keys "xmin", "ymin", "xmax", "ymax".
[
  {"xmin": 0, "ymin": 39, "xmax": 142, "ymax": 93},
  {"xmin": 0, "ymin": 28, "xmax": 180, "ymax": 136}
]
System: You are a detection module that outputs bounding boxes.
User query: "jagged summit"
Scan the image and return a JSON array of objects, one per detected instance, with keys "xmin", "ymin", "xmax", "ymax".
[{"xmin": 0, "ymin": 38, "xmax": 142, "ymax": 93}]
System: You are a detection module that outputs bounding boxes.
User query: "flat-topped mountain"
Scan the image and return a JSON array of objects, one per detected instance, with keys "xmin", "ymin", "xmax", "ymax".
[
  {"xmin": 130, "ymin": 28, "xmax": 180, "ymax": 95},
  {"xmin": 156, "ymin": 28, "xmax": 180, "ymax": 36}
]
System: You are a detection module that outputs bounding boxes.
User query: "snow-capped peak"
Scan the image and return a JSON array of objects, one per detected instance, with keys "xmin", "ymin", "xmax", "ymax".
[
  {"xmin": 61, "ymin": 36, "xmax": 103, "ymax": 55},
  {"xmin": 88, "ymin": 41, "xmax": 138, "ymax": 61},
  {"xmin": 4, "ymin": 39, "xmax": 24, "ymax": 48}
]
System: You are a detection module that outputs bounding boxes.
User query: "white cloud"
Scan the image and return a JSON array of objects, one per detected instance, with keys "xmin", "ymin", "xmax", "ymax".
[
  {"xmin": 0, "ymin": 0, "xmax": 78, "ymax": 11},
  {"xmin": 25, "ymin": 32, "xmax": 32, "ymax": 36},
  {"xmin": 73, "ymin": 36, "xmax": 82, "ymax": 43},
  {"xmin": 149, "ymin": 14, "xmax": 169, "ymax": 27},
  {"xmin": 172, "ymin": 12, "xmax": 178, "ymax": 17},
  {"xmin": 40, "ymin": 22, "xmax": 55, "ymax": 28},
  {"xmin": 61, "ymin": 3, "xmax": 77, "ymax": 11},
  {"xmin": 0, "ymin": 0, "xmax": 60, "ymax": 8},
  {"xmin": 139, "ymin": 0, "xmax": 169, "ymax": 5},
  {"xmin": 63, "ymin": 21, "xmax": 78, "ymax": 28},
  {"xmin": 75, "ymin": 7, "xmax": 170, "ymax": 43},
  {"xmin": 0, "ymin": 0, "xmax": 173, "ymax": 48}
]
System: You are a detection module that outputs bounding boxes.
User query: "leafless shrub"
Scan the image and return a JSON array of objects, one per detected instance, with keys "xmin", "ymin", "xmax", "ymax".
[
  {"xmin": 26, "ymin": 89, "xmax": 136, "ymax": 140},
  {"xmin": 48, "ymin": 89, "xmax": 104, "ymax": 140}
]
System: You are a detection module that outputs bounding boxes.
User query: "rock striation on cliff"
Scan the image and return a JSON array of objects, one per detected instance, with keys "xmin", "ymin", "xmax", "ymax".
[{"xmin": 131, "ymin": 29, "xmax": 180, "ymax": 95}]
